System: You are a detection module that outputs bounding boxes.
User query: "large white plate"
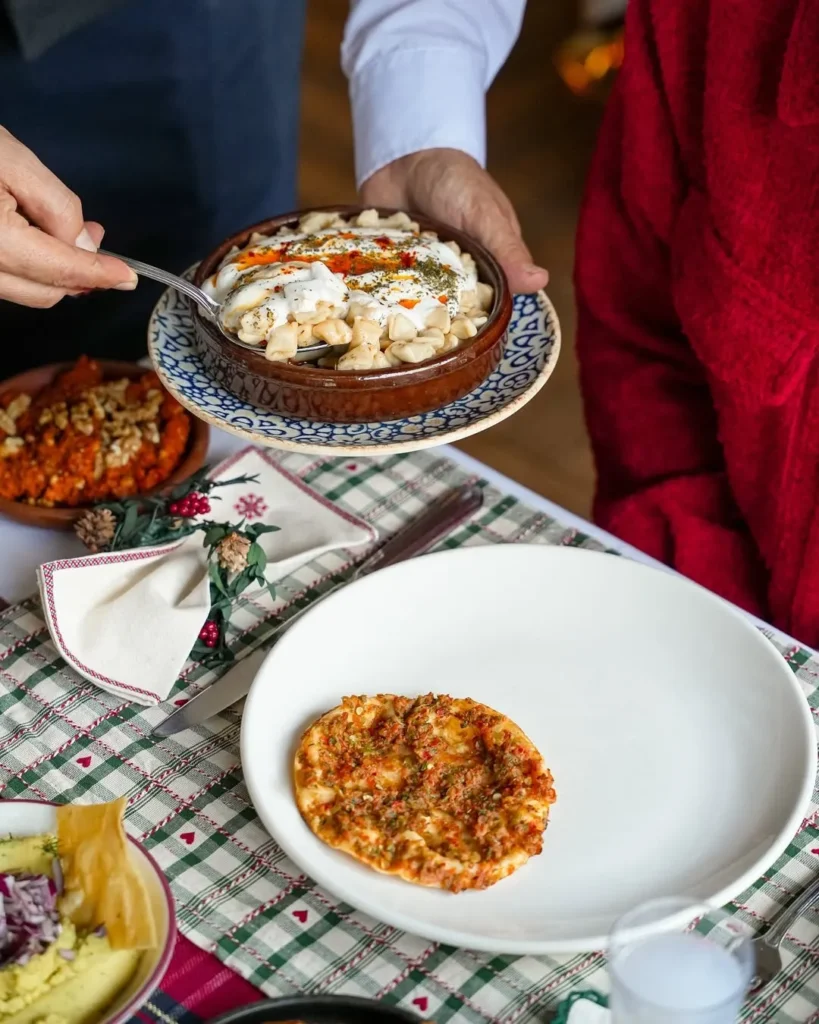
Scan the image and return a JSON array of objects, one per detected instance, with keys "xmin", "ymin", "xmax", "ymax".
[{"xmin": 241, "ymin": 546, "xmax": 816, "ymax": 953}]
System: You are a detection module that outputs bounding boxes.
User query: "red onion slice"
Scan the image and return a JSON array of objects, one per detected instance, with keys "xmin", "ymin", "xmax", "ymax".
[{"xmin": 0, "ymin": 872, "xmax": 62, "ymax": 968}]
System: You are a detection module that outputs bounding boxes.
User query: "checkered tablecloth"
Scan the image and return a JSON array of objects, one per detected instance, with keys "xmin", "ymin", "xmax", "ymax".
[{"xmin": 0, "ymin": 448, "xmax": 818, "ymax": 1024}]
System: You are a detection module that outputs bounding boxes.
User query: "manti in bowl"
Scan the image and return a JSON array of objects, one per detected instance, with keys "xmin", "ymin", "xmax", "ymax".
[{"xmin": 192, "ymin": 206, "xmax": 513, "ymax": 424}]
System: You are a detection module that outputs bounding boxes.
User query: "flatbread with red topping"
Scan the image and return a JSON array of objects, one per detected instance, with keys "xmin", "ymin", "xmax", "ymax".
[{"xmin": 294, "ymin": 693, "xmax": 556, "ymax": 892}]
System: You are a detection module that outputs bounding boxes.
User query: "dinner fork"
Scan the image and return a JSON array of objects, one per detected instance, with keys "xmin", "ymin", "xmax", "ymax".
[
  {"xmin": 749, "ymin": 874, "xmax": 819, "ymax": 992},
  {"xmin": 98, "ymin": 248, "xmax": 340, "ymax": 363}
]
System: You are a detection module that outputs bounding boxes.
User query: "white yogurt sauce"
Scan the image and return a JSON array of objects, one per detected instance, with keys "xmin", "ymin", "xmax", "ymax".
[{"xmin": 203, "ymin": 227, "xmax": 478, "ymax": 343}]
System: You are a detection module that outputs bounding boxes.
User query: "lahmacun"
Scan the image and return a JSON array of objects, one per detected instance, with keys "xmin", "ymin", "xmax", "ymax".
[{"xmin": 294, "ymin": 693, "xmax": 556, "ymax": 892}]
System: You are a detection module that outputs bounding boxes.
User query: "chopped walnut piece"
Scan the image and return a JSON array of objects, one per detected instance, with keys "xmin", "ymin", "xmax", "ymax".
[
  {"xmin": 143, "ymin": 422, "xmax": 160, "ymax": 445},
  {"xmin": 52, "ymin": 403, "xmax": 69, "ymax": 430},
  {"xmin": 0, "ymin": 437, "xmax": 24, "ymax": 458},
  {"xmin": 6, "ymin": 394, "xmax": 30, "ymax": 421}
]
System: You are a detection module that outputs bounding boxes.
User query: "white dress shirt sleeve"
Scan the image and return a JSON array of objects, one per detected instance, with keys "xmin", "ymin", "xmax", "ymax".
[{"xmin": 342, "ymin": 0, "xmax": 527, "ymax": 187}]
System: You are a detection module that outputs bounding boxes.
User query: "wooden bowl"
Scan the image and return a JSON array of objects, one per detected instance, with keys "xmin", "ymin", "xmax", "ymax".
[
  {"xmin": 0, "ymin": 360, "xmax": 210, "ymax": 530},
  {"xmin": 192, "ymin": 205, "xmax": 512, "ymax": 423}
]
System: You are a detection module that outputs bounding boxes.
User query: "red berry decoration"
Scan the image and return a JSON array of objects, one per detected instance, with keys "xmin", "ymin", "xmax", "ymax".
[
  {"xmin": 170, "ymin": 492, "xmax": 210, "ymax": 519},
  {"xmin": 198, "ymin": 620, "xmax": 220, "ymax": 649}
]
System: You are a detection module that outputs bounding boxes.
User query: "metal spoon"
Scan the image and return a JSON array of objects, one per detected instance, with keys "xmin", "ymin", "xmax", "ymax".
[{"xmin": 98, "ymin": 248, "xmax": 341, "ymax": 364}]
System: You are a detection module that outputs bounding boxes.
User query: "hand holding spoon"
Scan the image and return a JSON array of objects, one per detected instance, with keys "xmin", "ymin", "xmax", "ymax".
[{"xmin": 98, "ymin": 249, "xmax": 344, "ymax": 364}]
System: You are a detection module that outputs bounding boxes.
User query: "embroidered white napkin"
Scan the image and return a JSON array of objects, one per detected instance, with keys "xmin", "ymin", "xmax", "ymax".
[{"xmin": 37, "ymin": 447, "xmax": 376, "ymax": 705}]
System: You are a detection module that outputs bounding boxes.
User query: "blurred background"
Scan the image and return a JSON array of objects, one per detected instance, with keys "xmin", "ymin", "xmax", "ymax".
[{"xmin": 300, "ymin": 0, "xmax": 623, "ymax": 515}]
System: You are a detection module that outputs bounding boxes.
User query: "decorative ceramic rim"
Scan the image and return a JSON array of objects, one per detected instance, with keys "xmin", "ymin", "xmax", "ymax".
[
  {"xmin": 148, "ymin": 281, "xmax": 561, "ymax": 457},
  {"xmin": 0, "ymin": 798, "xmax": 176, "ymax": 1024}
]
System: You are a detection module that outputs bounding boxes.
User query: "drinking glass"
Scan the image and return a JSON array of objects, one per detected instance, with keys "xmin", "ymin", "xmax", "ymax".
[{"xmin": 608, "ymin": 898, "xmax": 754, "ymax": 1024}]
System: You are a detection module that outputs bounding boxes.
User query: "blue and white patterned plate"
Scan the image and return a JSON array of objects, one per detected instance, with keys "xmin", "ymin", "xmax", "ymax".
[{"xmin": 148, "ymin": 281, "xmax": 560, "ymax": 456}]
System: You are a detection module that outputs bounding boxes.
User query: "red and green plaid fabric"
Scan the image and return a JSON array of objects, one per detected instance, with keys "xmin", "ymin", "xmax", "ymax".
[
  {"xmin": 0, "ymin": 449, "xmax": 817, "ymax": 1024},
  {"xmin": 138, "ymin": 934, "xmax": 262, "ymax": 1023}
]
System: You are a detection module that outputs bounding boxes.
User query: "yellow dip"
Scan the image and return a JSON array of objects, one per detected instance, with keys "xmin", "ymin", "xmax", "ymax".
[{"xmin": 0, "ymin": 836, "xmax": 140, "ymax": 1024}]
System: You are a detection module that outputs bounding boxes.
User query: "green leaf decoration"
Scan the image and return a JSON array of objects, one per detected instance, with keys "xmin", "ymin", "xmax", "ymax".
[
  {"xmin": 247, "ymin": 523, "xmax": 280, "ymax": 539},
  {"xmin": 121, "ymin": 503, "xmax": 141, "ymax": 539},
  {"xmin": 208, "ymin": 560, "xmax": 230, "ymax": 598},
  {"xmin": 204, "ymin": 524, "xmax": 230, "ymax": 546}
]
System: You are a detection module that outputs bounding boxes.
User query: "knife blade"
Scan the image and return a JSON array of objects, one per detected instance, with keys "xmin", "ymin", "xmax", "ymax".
[{"xmin": 151, "ymin": 482, "xmax": 483, "ymax": 736}]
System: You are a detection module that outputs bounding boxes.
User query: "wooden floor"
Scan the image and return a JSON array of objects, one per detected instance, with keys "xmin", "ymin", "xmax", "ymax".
[{"xmin": 299, "ymin": 1, "xmax": 603, "ymax": 516}]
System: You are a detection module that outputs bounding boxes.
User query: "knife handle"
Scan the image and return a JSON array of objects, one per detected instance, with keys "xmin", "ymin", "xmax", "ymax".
[{"xmin": 356, "ymin": 482, "xmax": 484, "ymax": 578}]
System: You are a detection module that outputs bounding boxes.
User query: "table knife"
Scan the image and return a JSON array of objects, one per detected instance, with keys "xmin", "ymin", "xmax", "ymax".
[{"xmin": 151, "ymin": 482, "xmax": 484, "ymax": 737}]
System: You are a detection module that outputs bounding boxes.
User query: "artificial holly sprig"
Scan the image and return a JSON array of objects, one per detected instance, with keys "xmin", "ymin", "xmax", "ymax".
[
  {"xmin": 74, "ymin": 466, "xmax": 260, "ymax": 552},
  {"xmin": 189, "ymin": 520, "xmax": 280, "ymax": 666}
]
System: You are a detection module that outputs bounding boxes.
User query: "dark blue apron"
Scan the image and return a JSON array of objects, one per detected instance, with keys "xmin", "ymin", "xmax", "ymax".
[{"xmin": 0, "ymin": 0, "xmax": 306, "ymax": 370}]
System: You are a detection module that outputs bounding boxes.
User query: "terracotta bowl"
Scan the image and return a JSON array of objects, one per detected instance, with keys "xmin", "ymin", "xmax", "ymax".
[
  {"xmin": 192, "ymin": 205, "xmax": 513, "ymax": 423},
  {"xmin": 0, "ymin": 360, "xmax": 210, "ymax": 531}
]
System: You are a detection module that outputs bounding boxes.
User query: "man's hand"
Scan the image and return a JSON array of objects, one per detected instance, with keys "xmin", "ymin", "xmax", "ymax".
[
  {"xmin": 0, "ymin": 127, "xmax": 137, "ymax": 308},
  {"xmin": 360, "ymin": 148, "xmax": 548, "ymax": 294}
]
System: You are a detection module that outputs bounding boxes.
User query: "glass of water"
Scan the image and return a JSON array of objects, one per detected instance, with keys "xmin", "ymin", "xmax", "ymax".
[{"xmin": 608, "ymin": 898, "xmax": 754, "ymax": 1024}]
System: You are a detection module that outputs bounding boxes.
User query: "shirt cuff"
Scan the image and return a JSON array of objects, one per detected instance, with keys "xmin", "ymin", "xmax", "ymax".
[{"xmin": 350, "ymin": 45, "xmax": 487, "ymax": 188}]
